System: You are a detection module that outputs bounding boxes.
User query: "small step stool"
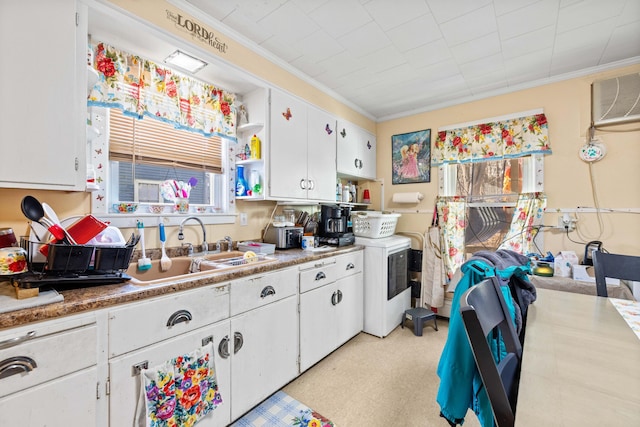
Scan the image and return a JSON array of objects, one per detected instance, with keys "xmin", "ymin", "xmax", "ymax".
[{"xmin": 402, "ymin": 307, "xmax": 438, "ymax": 336}]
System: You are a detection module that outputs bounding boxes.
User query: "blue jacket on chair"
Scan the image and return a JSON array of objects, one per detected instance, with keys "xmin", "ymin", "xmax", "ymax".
[{"xmin": 436, "ymin": 251, "xmax": 531, "ymax": 426}]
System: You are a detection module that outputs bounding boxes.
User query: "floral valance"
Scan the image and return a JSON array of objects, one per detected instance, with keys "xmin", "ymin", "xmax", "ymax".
[
  {"xmin": 88, "ymin": 42, "xmax": 237, "ymax": 141},
  {"xmin": 432, "ymin": 113, "xmax": 551, "ymax": 166}
]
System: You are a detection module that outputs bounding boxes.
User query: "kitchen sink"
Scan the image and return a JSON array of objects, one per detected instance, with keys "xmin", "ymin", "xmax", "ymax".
[{"xmin": 125, "ymin": 251, "xmax": 277, "ymax": 285}]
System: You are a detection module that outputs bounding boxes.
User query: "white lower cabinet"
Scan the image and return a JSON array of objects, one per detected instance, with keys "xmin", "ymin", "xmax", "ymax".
[
  {"xmin": 108, "ymin": 321, "xmax": 232, "ymax": 427},
  {"xmin": 228, "ymin": 267, "xmax": 299, "ymax": 421},
  {"xmin": 299, "ymin": 252, "xmax": 363, "ymax": 372},
  {"xmin": 0, "ymin": 367, "xmax": 98, "ymax": 425},
  {"xmin": 0, "ymin": 313, "xmax": 99, "ymax": 427}
]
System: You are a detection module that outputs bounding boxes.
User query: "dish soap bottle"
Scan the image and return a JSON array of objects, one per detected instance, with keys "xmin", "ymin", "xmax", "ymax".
[
  {"xmin": 236, "ymin": 165, "xmax": 248, "ymax": 196},
  {"xmin": 250, "ymin": 134, "xmax": 261, "ymax": 159}
]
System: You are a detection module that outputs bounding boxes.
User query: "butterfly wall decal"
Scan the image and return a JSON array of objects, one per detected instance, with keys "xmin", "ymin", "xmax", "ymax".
[
  {"xmin": 325, "ymin": 124, "xmax": 333, "ymax": 135},
  {"xmin": 367, "ymin": 140, "xmax": 371, "ymax": 149},
  {"xmin": 340, "ymin": 128, "xmax": 346, "ymax": 138},
  {"xmin": 282, "ymin": 108, "xmax": 292, "ymax": 120},
  {"xmin": 96, "ymin": 194, "xmax": 104, "ymax": 201}
]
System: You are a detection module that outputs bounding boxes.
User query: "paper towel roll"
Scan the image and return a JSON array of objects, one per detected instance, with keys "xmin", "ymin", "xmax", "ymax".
[{"xmin": 392, "ymin": 192, "xmax": 424, "ymax": 203}]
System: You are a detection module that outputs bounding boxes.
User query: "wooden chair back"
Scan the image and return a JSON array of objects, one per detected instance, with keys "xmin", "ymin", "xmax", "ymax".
[{"xmin": 592, "ymin": 251, "xmax": 640, "ymax": 297}]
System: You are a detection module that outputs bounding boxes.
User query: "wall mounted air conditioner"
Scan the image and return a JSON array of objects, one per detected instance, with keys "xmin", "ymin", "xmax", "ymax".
[{"xmin": 591, "ymin": 72, "xmax": 640, "ymax": 126}]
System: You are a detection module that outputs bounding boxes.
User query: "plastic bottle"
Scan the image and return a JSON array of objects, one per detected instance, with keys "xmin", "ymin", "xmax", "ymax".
[
  {"xmin": 236, "ymin": 165, "xmax": 248, "ymax": 196},
  {"xmin": 243, "ymin": 143, "xmax": 251, "ymax": 160},
  {"xmin": 250, "ymin": 134, "xmax": 261, "ymax": 159}
]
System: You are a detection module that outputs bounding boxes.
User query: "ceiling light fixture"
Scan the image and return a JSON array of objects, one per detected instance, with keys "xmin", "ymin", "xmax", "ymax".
[{"xmin": 164, "ymin": 50, "xmax": 207, "ymax": 73}]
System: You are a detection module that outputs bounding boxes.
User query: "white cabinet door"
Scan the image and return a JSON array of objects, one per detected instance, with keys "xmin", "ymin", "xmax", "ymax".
[
  {"xmin": 230, "ymin": 295, "xmax": 298, "ymax": 421},
  {"xmin": 359, "ymin": 130, "xmax": 377, "ymax": 180},
  {"xmin": 109, "ymin": 322, "xmax": 232, "ymax": 427},
  {"xmin": 336, "ymin": 120, "xmax": 377, "ymax": 180},
  {"xmin": 0, "ymin": 367, "xmax": 98, "ymax": 427},
  {"xmin": 0, "ymin": 0, "xmax": 85, "ymax": 190},
  {"xmin": 336, "ymin": 271, "xmax": 364, "ymax": 346},
  {"xmin": 336, "ymin": 120, "xmax": 360, "ymax": 177},
  {"xmin": 299, "ymin": 282, "xmax": 339, "ymax": 372},
  {"xmin": 269, "ymin": 89, "xmax": 308, "ymax": 199},
  {"xmin": 307, "ymin": 106, "xmax": 337, "ymax": 202}
]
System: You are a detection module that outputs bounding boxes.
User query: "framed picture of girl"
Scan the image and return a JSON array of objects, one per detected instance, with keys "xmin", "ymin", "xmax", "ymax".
[{"xmin": 392, "ymin": 129, "xmax": 431, "ymax": 184}]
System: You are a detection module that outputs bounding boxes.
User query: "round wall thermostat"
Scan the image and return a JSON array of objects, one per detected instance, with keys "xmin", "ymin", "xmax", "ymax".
[{"xmin": 579, "ymin": 140, "xmax": 606, "ymax": 162}]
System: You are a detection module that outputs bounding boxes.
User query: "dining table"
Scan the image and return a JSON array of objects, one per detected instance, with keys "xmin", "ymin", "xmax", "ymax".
[{"xmin": 515, "ymin": 288, "xmax": 640, "ymax": 426}]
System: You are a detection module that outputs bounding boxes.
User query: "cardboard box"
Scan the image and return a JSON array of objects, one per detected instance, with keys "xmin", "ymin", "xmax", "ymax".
[{"xmin": 554, "ymin": 251, "xmax": 579, "ymax": 278}]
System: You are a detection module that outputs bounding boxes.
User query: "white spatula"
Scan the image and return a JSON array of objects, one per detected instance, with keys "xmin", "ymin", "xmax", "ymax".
[{"xmin": 159, "ymin": 222, "xmax": 172, "ymax": 271}]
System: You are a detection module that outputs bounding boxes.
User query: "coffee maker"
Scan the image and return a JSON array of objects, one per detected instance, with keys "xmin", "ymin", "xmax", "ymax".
[{"xmin": 318, "ymin": 204, "xmax": 355, "ymax": 246}]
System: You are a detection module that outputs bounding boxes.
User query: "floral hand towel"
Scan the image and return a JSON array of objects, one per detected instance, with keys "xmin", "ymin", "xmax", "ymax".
[{"xmin": 136, "ymin": 343, "xmax": 223, "ymax": 426}]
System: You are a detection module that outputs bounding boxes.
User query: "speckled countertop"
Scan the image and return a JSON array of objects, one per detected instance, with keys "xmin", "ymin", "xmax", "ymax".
[{"xmin": 0, "ymin": 246, "xmax": 362, "ymax": 330}]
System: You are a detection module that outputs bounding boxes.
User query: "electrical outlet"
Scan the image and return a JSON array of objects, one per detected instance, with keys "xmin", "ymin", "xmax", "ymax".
[
  {"xmin": 239, "ymin": 212, "xmax": 248, "ymax": 226},
  {"xmin": 557, "ymin": 214, "xmax": 577, "ymax": 231}
]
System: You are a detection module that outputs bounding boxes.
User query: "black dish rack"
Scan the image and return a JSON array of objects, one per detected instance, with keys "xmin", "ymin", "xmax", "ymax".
[{"xmin": 16, "ymin": 238, "xmax": 134, "ymax": 288}]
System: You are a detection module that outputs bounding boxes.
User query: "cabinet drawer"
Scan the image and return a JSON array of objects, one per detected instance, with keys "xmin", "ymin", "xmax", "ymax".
[
  {"xmin": 299, "ymin": 258, "xmax": 337, "ymax": 293},
  {"xmin": 230, "ymin": 267, "xmax": 298, "ymax": 316},
  {"xmin": 335, "ymin": 251, "xmax": 363, "ymax": 280},
  {"xmin": 0, "ymin": 324, "xmax": 97, "ymax": 398},
  {"xmin": 109, "ymin": 284, "xmax": 230, "ymax": 357}
]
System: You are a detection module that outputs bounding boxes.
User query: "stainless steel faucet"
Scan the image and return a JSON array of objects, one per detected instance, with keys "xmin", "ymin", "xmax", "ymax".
[
  {"xmin": 224, "ymin": 235, "xmax": 233, "ymax": 252},
  {"xmin": 178, "ymin": 216, "xmax": 208, "ymax": 254}
]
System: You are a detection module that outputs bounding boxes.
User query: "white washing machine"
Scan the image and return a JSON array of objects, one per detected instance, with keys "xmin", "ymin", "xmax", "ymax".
[{"xmin": 355, "ymin": 235, "xmax": 412, "ymax": 338}]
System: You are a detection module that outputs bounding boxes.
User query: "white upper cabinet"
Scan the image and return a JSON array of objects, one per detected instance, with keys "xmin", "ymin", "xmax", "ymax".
[
  {"xmin": 0, "ymin": 0, "xmax": 86, "ymax": 190},
  {"xmin": 336, "ymin": 120, "xmax": 377, "ymax": 180},
  {"xmin": 269, "ymin": 89, "xmax": 337, "ymax": 202}
]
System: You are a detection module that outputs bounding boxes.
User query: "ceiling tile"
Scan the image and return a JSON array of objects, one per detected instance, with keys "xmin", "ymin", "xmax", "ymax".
[
  {"xmin": 426, "ymin": 0, "xmax": 492, "ymax": 24},
  {"xmin": 403, "ymin": 38, "xmax": 454, "ymax": 68},
  {"xmin": 618, "ymin": 1, "xmax": 640, "ymax": 25},
  {"xmin": 450, "ymin": 32, "xmax": 501, "ymax": 65},
  {"xmin": 600, "ymin": 21, "xmax": 640, "ymax": 63},
  {"xmin": 310, "ymin": 0, "xmax": 372, "ymax": 38},
  {"xmin": 185, "ymin": 0, "xmax": 236, "ymax": 20},
  {"xmin": 364, "ymin": 0, "xmax": 431, "ymax": 31},
  {"xmin": 290, "ymin": 55, "xmax": 329, "ymax": 79},
  {"xmin": 493, "ymin": 0, "xmax": 546, "ymax": 16},
  {"xmin": 386, "ymin": 13, "xmax": 441, "ymax": 53},
  {"xmin": 558, "ymin": 0, "xmax": 626, "ymax": 33},
  {"xmin": 338, "ymin": 21, "xmax": 392, "ymax": 57},
  {"xmin": 214, "ymin": 10, "xmax": 275, "ymax": 44},
  {"xmin": 352, "ymin": 44, "xmax": 407, "ymax": 74},
  {"xmin": 553, "ymin": 19, "xmax": 615, "ymax": 55},
  {"xmin": 290, "ymin": 0, "xmax": 332, "ymax": 14},
  {"xmin": 258, "ymin": 2, "xmax": 320, "ymax": 42},
  {"xmin": 439, "ymin": 4, "xmax": 498, "ymax": 46},
  {"xmin": 458, "ymin": 52, "xmax": 505, "ymax": 79},
  {"xmin": 259, "ymin": 35, "xmax": 304, "ymax": 63},
  {"xmin": 497, "ymin": 1, "xmax": 559, "ymax": 40},
  {"xmin": 316, "ymin": 50, "xmax": 367, "ymax": 78},
  {"xmin": 292, "ymin": 29, "xmax": 345, "ymax": 63},
  {"xmin": 501, "ymin": 26, "xmax": 556, "ymax": 60},
  {"xmin": 504, "ymin": 49, "xmax": 552, "ymax": 83}
]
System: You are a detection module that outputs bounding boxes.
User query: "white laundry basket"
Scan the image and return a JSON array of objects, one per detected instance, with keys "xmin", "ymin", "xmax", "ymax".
[{"xmin": 352, "ymin": 212, "xmax": 401, "ymax": 238}]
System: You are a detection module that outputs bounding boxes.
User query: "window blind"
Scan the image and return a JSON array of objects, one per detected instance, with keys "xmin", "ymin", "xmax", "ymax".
[{"xmin": 109, "ymin": 109, "xmax": 222, "ymax": 173}]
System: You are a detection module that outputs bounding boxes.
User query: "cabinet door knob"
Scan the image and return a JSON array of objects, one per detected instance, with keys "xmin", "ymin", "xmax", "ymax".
[
  {"xmin": 218, "ymin": 336, "xmax": 230, "ymax": 359},
  {"xmin": 299, "ymin": 179, "xmax": 307, "ymax": 189},
  {"xmin": 337, "ymin": 289, "xmax": 343, "ymax": 304},
  {"xmin": 0, "ymin": 356, "xmax": 37, "ymax": 380},
  {"xmin": 315, "ymin": 271, "xmax": 326, "ymax": 281},
  {"xmin": 260, "ymin": 285, "xmax": 276, "ymax": 298},
  {"xmin": 166, "ymin": 309, "xmax": 193, "ymax": 327},
  {"xmin": 331, "ymin": 291, "xmax": 338, "ymax": 306},
  {"xmin": 354, "ymin": 158, "xmax": 359, "ymax": 168},
  {"xmin": 0, "ymin": 331, "xmax": 36, "ymax": 350},
  {"xmin": 234, "ymin": 332, "xmax": 244, "ymax": 354},
  {"xmin": 308, "ymin": 179, "xmax": 315, "ymax": 190},
  {"xmin": 346, "ymin": 262, "xmax": 355, "ymax": 270}
]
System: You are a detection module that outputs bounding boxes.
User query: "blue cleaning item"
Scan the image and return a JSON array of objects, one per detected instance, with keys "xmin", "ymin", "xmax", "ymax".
[{"xmin": 236, "ymin": 165, "xmax": 248, "ymax": 196}]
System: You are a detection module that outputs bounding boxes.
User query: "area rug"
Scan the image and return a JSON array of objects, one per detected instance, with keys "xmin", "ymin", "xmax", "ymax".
[{"xmin": 231, "ymin": 390, "xmax": 335, "ymax": 427}]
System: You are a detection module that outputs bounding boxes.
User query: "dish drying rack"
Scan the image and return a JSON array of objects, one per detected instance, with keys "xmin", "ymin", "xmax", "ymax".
[{"xmin": 16, "ymin": 237, "xmax": 135, "ymax": 288}]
